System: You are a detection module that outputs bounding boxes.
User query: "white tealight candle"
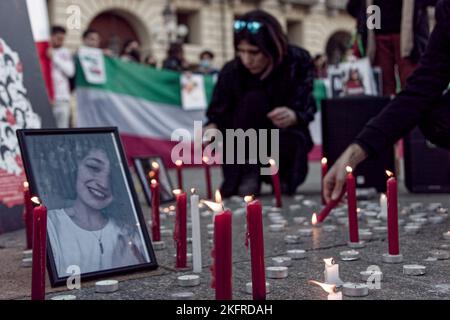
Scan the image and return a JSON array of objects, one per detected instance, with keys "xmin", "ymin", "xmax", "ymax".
[
  {"xmin": 171, "ymin": 292, "xmax": 195, "ymax": 300},
  {"xmin": 297, "ymin": 228, "xmax": 313, "ymax": 237},
  {"xmin": 289, "ymin": 204, "xmax": 302, "ymax": 211},
  {"xmin": 160, "ymin": 228, "xmax": 173, "ymax": 237},
  {"xmin": 177, "ymin": 274, "xmax": 201, "ymax": 287},
  {"xmin": 246, "ymin": 282, "xmax": 271, "ymax": 294},
  {"xmin": 339, "ymin": 250, "xmax": 360, "ymax": 261},
  {"xmin": 403, "ymin": 265, "xmax": 426, "ymax": 276},
  {"xmin": 23, "ymin": 250, "xmax": 32, "ymax": 260},
  {"xmin": 272, "ymin": 256, "xmax": 292, "ymax": 267},
  {"xmin": 95, "ymin": 280, "xmax": 119, "ymax": 293},
  {"xmin": 323, "ymin": 258, "xmax": 344, "ymax": 287},
  {"xmin": 428, "ymin": 216, "xmax": 445, "ymax": 224},
  {"xmin": 429, "ymin": 250, "xmax": 450, "ymax": 260},
  {"xmin": 323, "ymin": 225, "xmax": 337, "ymax": 232},
  {"xmin": 21, "ymin": 258, "xmax": 32, "ymax": 268},
  {"xmin": 50, "ymin": 295, "xmax": 77, "ymax": 300},
  {"xmin": 152, "ymin": 240, "xmax": 166, "ymax": 251},
  {"xmin": 269, "ymin": 224, "xmax": 285, "ymax": 232},
  {"xmin": 404, "ymin": 225, "xmax": 420, "ymax": 234},
  {"xmin": 284, "ymin": 235, "xmax": 301, "ymax": 244},
  {"xmin": 266, "ymin": 266, "xmax": 289, "ymax": 279},
  {"xmin": 342, "ymin": 283, "xmax": 369, "ymax": 297},
  {"xmin": 293, "ymin": 217, "xmax": 307, "ymax": 225},
  {"xmin": 359, "ymin": 231, "xmax": 373, "ymax": 241},
  {"xmin": 287, "ymin": 249, "xmax": 306, "ymax": 260}
]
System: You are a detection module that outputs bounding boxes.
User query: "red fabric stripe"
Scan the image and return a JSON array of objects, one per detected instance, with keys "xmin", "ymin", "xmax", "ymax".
[{"xmin": 35, "ymin": 41, "xmax": 54, "ymax": 102}]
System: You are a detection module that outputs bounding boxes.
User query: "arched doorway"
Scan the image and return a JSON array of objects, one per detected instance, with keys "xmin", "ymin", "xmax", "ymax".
[
  {"xmin": 88, "ymin": 11, "xmax": 141, "ymax": 55},
  {"xmin": 325, "ymin": 30, "xmax": 352, "ymax": 65}
]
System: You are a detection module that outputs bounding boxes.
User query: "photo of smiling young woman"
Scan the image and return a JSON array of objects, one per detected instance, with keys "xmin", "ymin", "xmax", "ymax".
[{"xmin": 23, "ymin": 132, "xmax": 151, "ymax": 278}]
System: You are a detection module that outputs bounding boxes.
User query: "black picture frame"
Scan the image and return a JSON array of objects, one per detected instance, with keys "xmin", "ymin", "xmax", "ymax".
[
  {"xmin": 133, "ymin": 156, "xmax": 175, "ymax": 206},
  {"xmin": 17, "ymin": 127, "xmax": 158, "ymax": 287}
]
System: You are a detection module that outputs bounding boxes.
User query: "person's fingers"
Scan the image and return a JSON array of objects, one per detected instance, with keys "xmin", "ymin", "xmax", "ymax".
[{"xmin": 331, "ymin": 169, "xmax": 346, "ymax": 201}]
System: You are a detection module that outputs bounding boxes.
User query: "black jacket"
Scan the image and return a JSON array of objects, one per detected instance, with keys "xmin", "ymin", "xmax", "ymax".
[
  {"xmin": 355, "ymin": 0, "xmax": 450, "ymax": 155},
  {"xmin": 207, "ymin": 45, "xmax": 316, "ymax": 151},
  {"xmin": 347, "ymin": 0, "xmax": 438, "ymax": 63}
]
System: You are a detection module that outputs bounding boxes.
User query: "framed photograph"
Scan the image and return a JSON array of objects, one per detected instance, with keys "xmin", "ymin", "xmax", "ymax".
[
  {"xmin": 133, "ymin": 156, "xmax": 175, "ymax": 205},
  {"xmin": 17, "ymin": 127, "xmax": 158, "ymax": 286}
]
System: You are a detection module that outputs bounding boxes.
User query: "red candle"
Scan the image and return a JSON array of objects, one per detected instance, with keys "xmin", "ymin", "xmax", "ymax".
[
  {"xmin": 269, "ymin": 159, "xmax": 282, "ymax": 208},
  {"xmin": 23, "ymin": 182, "xmax": 33, "ymax": 250},
  {"xmin": 31, "ymin": 197, "xmax": 47, "ymax": 301},
  {"xmin": 321, "ymin": 158, "xmax": 328, "ymax": 205},
  {"xmin": 173, "ymin": 189, "xmax": 187, "ymax": 268},
  {"xmin": 214, "ymin": 208, "xmax": 232, "ymax": 300},
  {"xmin": 203, "ymin": 156, "xmax": 213, "ymax": 200},
  {"xmin": 317, "ymin": 190, "xmax": 345, "ymax": 223},
  {"xmin": 346, "ymin": 166, "xmax": 359, "ymax": 243},
  {"xmin": 150, "ymin": 179, "xmax": 161, "ymax": 242},
  {"xmin": 386, "ymin": 170, "xmax": 400, "ymax": 255},
  {"xmin": 245, "ymin": 197, "xmax": 266, "ymax": 300},
  {"xmin": 175, "ymin": 160, "xmax": 184, "ymax": 190}
]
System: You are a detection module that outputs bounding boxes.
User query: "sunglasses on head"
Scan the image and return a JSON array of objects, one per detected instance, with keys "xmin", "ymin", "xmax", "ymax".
[{"xmin": 234, "ymin": 20, "xmax": 263, "ymax": 34}]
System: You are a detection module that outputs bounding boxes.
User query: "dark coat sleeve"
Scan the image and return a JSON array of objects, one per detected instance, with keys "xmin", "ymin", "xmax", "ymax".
[
  {"xmin": 287, "ymin": 48, "xmax": 317, "ymax": 128},
  {"xmin": 346, "ymin": 0, "xmax": 363, "ymax": 18},
  {"xmin": 355, "ymin": 1, "xmax": 450, "ymax": 156}
]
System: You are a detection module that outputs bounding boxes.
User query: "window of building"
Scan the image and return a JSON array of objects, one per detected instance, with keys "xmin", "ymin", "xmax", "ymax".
[
  {"xmin": 287, "ymin": 20, "xmax": 303, "ymax": 46},
  {"xmin": 176, "ymin": 10, "xmax": 201, "ymax": 45}
]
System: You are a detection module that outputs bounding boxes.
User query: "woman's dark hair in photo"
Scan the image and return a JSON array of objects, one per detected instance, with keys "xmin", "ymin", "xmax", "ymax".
[{"xmin": 234, "ymin": 10, "xmax": 288, "ymax": 71}]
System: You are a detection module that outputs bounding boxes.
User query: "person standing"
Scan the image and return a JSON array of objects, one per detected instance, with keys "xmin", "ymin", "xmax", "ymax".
[{"xmin": 49, "ymin": 26, "xmax": 75, "ymax": 128}]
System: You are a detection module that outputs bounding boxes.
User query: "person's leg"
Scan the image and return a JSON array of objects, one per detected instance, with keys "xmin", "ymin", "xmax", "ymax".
[
  {"xmin": 374, "ymin": 35, "xmax": 397, "ymax": 96},
  {"xmin": 419, "ymin": 94, "xmax": 450, "ymax": 150},
  {"xmin": 52, "ymin": 100, "xmax": 71, "ymax": 128}
]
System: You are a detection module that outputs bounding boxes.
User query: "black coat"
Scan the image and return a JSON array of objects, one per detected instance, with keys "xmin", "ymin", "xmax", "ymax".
[
  {"xmin": 207, "ymin": 45, "xmax": 316, "ymax": 151},
  {"xmin": 355, "ymin": 0, "xmax": 450, "ymax": 155},
  {"xmin": 347, "ymin": 0, "xmax": 438, "ymax": 63}
]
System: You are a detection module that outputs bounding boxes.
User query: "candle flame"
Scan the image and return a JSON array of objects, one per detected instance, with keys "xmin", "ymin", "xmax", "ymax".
[
  {"xmin": 202, "ymin": 156, "xmax": 209, "ymax": 164},
  {"xmin": 31, "ymin": 196, "xmax": 41, "ymax": 206},
  {"xmin": 345, "ymin": 166, "xmax": 353, "ymax": 174},
  {"xmin": 175, "ymin": 160, "xmax": 183, "ymax": 167},
  {"xmin": 173, "ymin": 189, "xmax": 182, "ymax": 196},
  {"xmin": 23, "ymin": 181, "xmax": 29, "ymax": 188},
  {"xmin": 215, "ymin": 190, "xmax": 222, "ymax": 204},
  {"xmin": 151, "ymin": 179, "xmax": 158, "ymax": 186},
  {"xmin": 324, "ymin": 258, "xmax": 335, "ymax": 267},
  {"xmin": 169, "ymin": 205, "xmax": 176, "ymax": 211},
  {"xmin": 149, "ymin": 171, "xmax": 155, "ymax": 179},
  {"xmin": 191, "ymin": 188, "xmax": 197, "ymax": 195},
  {"xmin": 163, "ymin": 208, "xmax": 170, "ymax": 213},
  {"xmin": 269, "ymin": 159, "xmax": 276, "ymax": 166},
  {"xmin": 151, "ymin": 161, "xmax": 160, "ymax": 170},
  {"xmin": 202, "ymin": 200, "xmax": 224, "ymax": 213},
  {"xmin": 312, "ymin": 213, "xmax": 318, "ymax": 225},
  {"xmin": 321, "ymin": 157, "xmax": 328, "ymax": 165},
  {"xmin": 244, "ymin": 195, "xmax": 254, "ymax": 203},
  {"xmin": 309, "ymin": 280, "xmax": 337, "ymax": 294},
  {"xmin": 385, "ymin": 170, "xmax": 394, "ymax": 178}
]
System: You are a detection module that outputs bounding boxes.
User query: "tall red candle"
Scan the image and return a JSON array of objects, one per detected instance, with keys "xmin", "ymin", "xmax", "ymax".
[
  {"xmin": 175, "ymin": 160, "xmax": 184, "ymax": 191},
  {"xmin": 23, "ymin": 182, "xmax": 33, "ymax": 250},
  {"xmin": 386, "ymin": 170, "xmax": 400, "ymax": 255},
  {"xmin": 203, "ymin": 156, "xmax": 213, "ymax": 200},
  {"xmin": 31, "ymin": 197, "xmax": 47, "ymax": 301},
  {"xmin": 214, "ymin": 209, "xmax": 232, "ymax": 300},
  {"xmin": 173, "ymin": 189, "xmax": 187, "ymax": 268},
  {"xmin": 317, "ymin": 190, "xmax": 344, "ymax": 223},
  {"xmin": 321, "ymin": 158, "xmax": 328, "ymax": 205},
  {"xmin": 346, "ymin": 166, "xmax": 359, "ymax": 243},
  {"xmin": 150, "ymin": 179, "xmax": 161, "ymax": 242},
  {"xmin": 269, "ymin": 159, "xmax": 282, "ymax": 208},
  {"xmin": 245, "ymin": 197, "xmax": 266, "ymax": 300}
]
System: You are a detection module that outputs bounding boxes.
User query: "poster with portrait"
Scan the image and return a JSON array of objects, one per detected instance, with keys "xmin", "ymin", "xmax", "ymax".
[
  {"xmin": 0, "ymin": 0, "xmax": 56, "ymax": 233},
  {"xmin": 180, "ymin": 72, "xmax": 208, "ymax": 111},
  {"xmin": 327, "ymin": 58, "xmax": 378, "ymax": 98},
  {"xmin": 17, "ymin": 128, "xmax": 157, "ymax": 286},
  {"xmin": 133, "ymin": 156, "xmax": 175, "ymax": 205}
]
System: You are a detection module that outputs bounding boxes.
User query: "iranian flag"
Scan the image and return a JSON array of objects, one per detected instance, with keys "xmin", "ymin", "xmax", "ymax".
[
  {"xmin": 26, "ymin": 0, "xmax": 54, "ymax": 102},
  {"xmin": 76, "ymin": 54, "xmax": 214, "ymax": 167}
]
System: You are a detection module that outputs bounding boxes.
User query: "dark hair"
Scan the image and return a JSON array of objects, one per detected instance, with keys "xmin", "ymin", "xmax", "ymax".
[
  {"xmin": 200, "ymin": 50, "xmax": 214, "ymax": 60},
  {"xmin": 51, "ymin": 25, "xmax": 66, "ymax": 35},
  {"xmin": 234, "ymin": 10, "xmax": 288, "ymax": 70},
  {"xmin": 82, "ymin": 28, "xmax": 99, "ymax": 39},
  {"xmin": 167, "ymin": 42, "xmax": 184, "ymax": 58}
]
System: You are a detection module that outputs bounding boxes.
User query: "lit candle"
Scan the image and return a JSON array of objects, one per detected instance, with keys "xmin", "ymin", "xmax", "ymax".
[
  {"xmin": 269, "ymin": 159, "xmax": 282, "ymax": 208},
  {"xmin": 173, "ymin": 189, "xmax": 187, "ymax": 269},
  {"xmin": 204, "ymin": 199, "xmax": 232, "ymax": 300},
  {"xmin": 150, "ymin": 179, "xmax": 161, "ymax": 242},
  {"xmin": 190, "ymin": 188, "xmax": 202, "ymax": 273},
  {"xmin": 245, "ymin": 196, "xmax": 266, "ymax": 301},
  {"xmin": 386, "ymin": 171, "xmax": 400, "ymax": 255},
  {"xmin": 309, "ymin": 280, "xmax": 342, "ymax": 300},
  {"xmin": 203, "ymin": 156, "xmax": 213, "ymax": 200},
  {"xmin": 312, "ymin": 213, "xmax": 319, "ymax": 227},
  {"xmin": 175, "ymin": 160, "xmax": 184, "ymax": 191},
  {"xmin": 23, "ymin": 181, "xmax": 33, "ymax": 250},
  {"xmin": 346, "ymin": 166, "xmax": 359, "ymax": 244},
  {"xmin": 31, "ymin": 197, "xmax": 47, "ymax": 301},
  {"xmin": 379, "ymin": 193, "xmax": 387, "ymax": 220},
  {"xmin": 321, "ymin": 158, "xmax": 328, "ymax": 205},
  {"xmin": 323, "ymin": 258, "xmax": 344, "ymax": 287},
  {"xmin": 317, "ymin": 190, "xmax": 345, "ymax": 223}
]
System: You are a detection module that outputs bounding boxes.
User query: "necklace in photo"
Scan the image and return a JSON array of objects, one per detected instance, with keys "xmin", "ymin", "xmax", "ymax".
[{"xmin": 92, "ymin": 229, "xmax": 104, "ymax": 255}]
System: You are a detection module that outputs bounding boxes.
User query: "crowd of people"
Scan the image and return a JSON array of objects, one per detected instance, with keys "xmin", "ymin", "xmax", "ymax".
[{"xmin": 46, "ymin": 1, "xmax": 449, "ymax": 199}]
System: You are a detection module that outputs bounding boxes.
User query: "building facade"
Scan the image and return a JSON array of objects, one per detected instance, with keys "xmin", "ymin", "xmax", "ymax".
[{"xmin": 47, "ymin": 0, "xmax": 355, "ymax": 68}]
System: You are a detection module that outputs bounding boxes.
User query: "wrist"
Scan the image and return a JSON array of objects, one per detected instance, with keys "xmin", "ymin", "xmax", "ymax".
[{"xmin": 347, "ymin": 143, "xmax": 368, "ymax": 168}]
